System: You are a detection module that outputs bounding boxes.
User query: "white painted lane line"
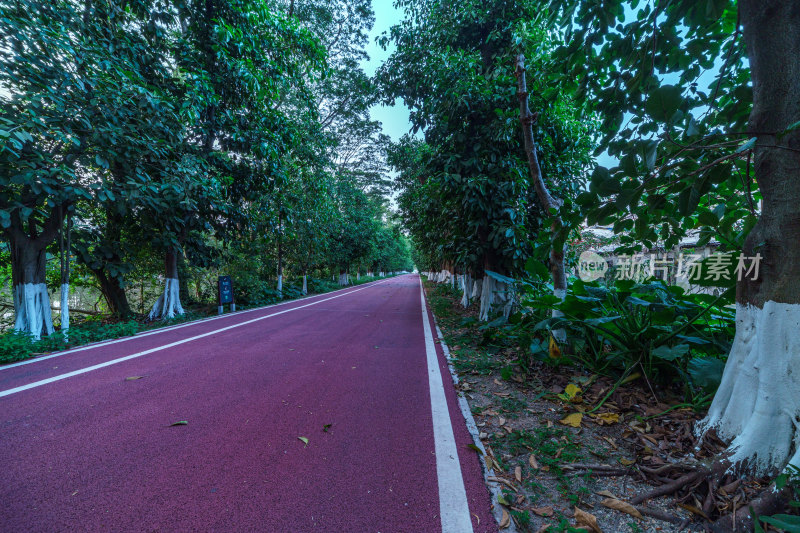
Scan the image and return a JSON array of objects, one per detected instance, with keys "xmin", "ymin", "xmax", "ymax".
[
  {"xmin": 0, "ymin": 279, "xmax": 394, "ymax": 398},
  {"xmin": 419, "ymin": 277, "xmax": 474, "ymax": 533},
  {"xmin": 0, "ymin": 276, "xmax": 401, "ymax": 371}
]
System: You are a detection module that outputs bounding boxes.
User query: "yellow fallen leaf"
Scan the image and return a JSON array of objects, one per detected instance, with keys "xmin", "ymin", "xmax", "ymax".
[
  {"xmin": 600, "ymin": 498, "xmax": 642, "ymax": 519},
  {"xmin": 549, "ymin": 335, "xmax": 561, "ymax": 359},
  {"xmin": 593, "ymin": 412, "xmax": 620, "ymax": 425},
  {"xmin": 574, "ymin": 507, "xmax": 602, "ymax": 533},
  {"xmin": 298, "ymin": 437, "xmax": 309, "ymax": 446},
  {"xmin": 619, "ymin": 457, "xmax": 636, "ymax": 466},
  {"xmin": 515, "ymin": 466, "xmax": 522, "ymax": 482},
  {"xmin": 564, "ymin": 383, "xmax": 581, "ymax": 399},
  {"xmin": 499, "ymin": 509, "xmax": 510, "ymax": 529},
  {"xmin": 559, "ymin": 412, "xmax": 583, "ymax": 428}
]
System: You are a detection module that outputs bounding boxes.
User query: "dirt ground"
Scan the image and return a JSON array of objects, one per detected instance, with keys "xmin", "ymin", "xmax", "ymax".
[{"xmin": 425, "ymin": 281, "xmax": 779, "ymax": 533}]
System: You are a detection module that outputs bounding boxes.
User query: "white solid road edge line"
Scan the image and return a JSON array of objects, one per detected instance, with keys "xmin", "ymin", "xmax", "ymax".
[
  {"xmin": 1, "ymin": 276, "xmax": 402, "ymax": 372},
  {"xmin": 432, "ymin": 318, "xmax": 519, "ymax": 533},
  {"xmin": 418, "ymin": 276, "xmax": 474, "ymax": 533},
  {"xmin": 0, "ymin": 279, "xmax": 394, "ymax": 399}
]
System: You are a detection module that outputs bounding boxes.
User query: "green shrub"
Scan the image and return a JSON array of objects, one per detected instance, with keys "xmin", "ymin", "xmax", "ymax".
[
  {"xmin": 0, "ymin": 331, "xmax": 36, "ymax": 363},
  {"xmin": 504, "ymin": 277, "xmax": 735, "ymax": 401}
]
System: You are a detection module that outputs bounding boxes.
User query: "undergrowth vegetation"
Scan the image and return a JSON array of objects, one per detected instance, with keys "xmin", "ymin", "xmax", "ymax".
[{"xmin": 472, "ymin": 270, "xmax": 736, "ymax": 407}]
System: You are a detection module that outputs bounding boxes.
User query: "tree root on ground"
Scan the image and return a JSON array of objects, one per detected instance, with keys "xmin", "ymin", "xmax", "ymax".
[{"xmin": 709, "ymin": 485, "xmax": 791, "ymax": 533}]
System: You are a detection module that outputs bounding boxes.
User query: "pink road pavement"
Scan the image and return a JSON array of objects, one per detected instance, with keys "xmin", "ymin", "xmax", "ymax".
[{"xmin": 0, "ymin": 274, "xmax": 498, "ymax": 533}]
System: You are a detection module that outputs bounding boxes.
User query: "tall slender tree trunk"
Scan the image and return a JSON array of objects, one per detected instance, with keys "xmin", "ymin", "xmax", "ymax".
[
  {"xmin": 277, "ymin": 213, "xmax": 283, "ymax": 296},
  {"xmin": 515, "ymin": 54, "xmax": 567, "ymax": 339},
  {"xmin": 699, "ymin": 0, "xmax": 800, "ymax": 476},
  {"xmin": 59, "ymin": 208, "xmax": 72, "ymax": 334}
]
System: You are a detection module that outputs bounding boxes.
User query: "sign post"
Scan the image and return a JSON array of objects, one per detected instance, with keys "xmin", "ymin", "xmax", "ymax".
[{"xmin": 218, "ymin": 275, "xmax": 235, "ymax": 314}]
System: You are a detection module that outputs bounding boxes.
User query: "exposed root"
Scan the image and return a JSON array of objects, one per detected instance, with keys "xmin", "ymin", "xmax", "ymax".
[
  {"xmin": 630, "ymin": 469, "xmax": 710, "ymax": 505},
  {"xmin": 709, "ymin": 484, "xmax": 791, "ymax": 533}
]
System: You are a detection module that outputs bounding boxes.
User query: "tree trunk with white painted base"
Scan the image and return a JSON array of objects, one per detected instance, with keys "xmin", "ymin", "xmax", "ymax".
[
  {"xmin": 302, "ymin": 274, "xmax": 307, "ymax": 295},
  {"xmin": 149, "ymin": 250, "xmax": 185, "ymax": 320},
  {"xmin": 6, "ymin": 207, "xmax": 66, "ymax": 340},
  {"xmin": 338, "ymin": 270, "xmax": 349, "ymax": 286},
  {"xmin": 460, "ymin": 274, "xmax": 472, "ymax": 307},
  {"xmin": 59, "ymin": 209, "xmax": 72, "ymax": 335},
  {"xmin": 697, "ymin": 1, "xmax": 800, "ymax": 476},
  {"xmin": 11, "ymin": 239, "xmax": 54, "ymax": 340}
]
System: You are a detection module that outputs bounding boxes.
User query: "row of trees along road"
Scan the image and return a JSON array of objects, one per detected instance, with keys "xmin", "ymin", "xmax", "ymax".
[
  {"xmin": 0, "ymin": 0, "xmax": 412, "ymax": 339},
  {"xmin": 386, "ymin": 0, "xmax": 800, "ymax": 486}
]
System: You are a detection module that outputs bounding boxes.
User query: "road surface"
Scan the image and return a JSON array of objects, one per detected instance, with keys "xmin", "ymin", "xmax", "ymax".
[{"xmin": 0, "ymin": 275, "xmax": 497, "ymax": 532}]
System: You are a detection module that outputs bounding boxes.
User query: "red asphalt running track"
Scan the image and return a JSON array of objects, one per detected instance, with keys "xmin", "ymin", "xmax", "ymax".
[{"xmin": 0, "ymin": 274, "xmax": 497, "ymax": 533}]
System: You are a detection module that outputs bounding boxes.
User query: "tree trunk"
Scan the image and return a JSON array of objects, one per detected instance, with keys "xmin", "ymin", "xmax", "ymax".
[
  {"xmin": 95, "ymin": 268, "xmax": 132, "ymax": 318},
  {"xmin": 277, "ymin": 213, "xmax": 283, "ymax": 296},
  {"xmin": 6, "ymin": 208, "xmax": 65, "ymax": 339},
  {"xmin": 59, "ymin": 208, "xmax": 72, "ymax": 333},
  {"xmin": 338, "ymin": 268, "xmax": 349, "ymax": 286},
  {"xmin": 148, "ymin": 249, "xmax": 185, "ymax": 320},
  {"xmin": 698, "ymin": 0, "xmax": 800, "ymax": 475},
  {"xmin": 11, "ymin": 242, "xmax": 53, "ymax": 340},
  {"xmin": 302, "ymin": 273, "xmax": 307, "ymax": 295},
  {"xmin": 515, "ymin": 54, "xmax": 567, "ymax": 339}
]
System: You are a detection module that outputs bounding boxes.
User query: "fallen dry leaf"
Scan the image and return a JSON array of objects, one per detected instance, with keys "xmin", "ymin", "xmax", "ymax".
[
  {"xmin": 592, "ymin": 412, "xmax": 620, "ymax": 425},
  {"xmin": 560, "ymin": 412, "xmax": 583, "ymax": 428},
  {"xmin": 535, "ymin": 525, "xmax": 551, "ymax": 533},
  {"xmin": 514, "ymin": 466, "xmax": 522, "ymax": 482},
  {"xmin": 125, "ymin": 376, "xmax": 144, "ymax": 381},
  {"xmin": 548, "ymin": 335, "xmax": 561, "ymax": 359},
  {"xmin": 498, "ymin": 417, "xmax": 506, "ymax": 426},
  {"xmin": 531, "ymin": 506, "xmax": 554, "ymax": 517},
  {"xmin": 619, "ymin": 457, "xmax": 636, "ymax": 466},
  {"xmin": 498, "ymin": 509, "xmax": 510, "ymax": 529},
  {"xmin": 494, "ymin": 378, "xmax": 504, "ymax": 386},
  {"xmin": 595, "ymin": 490, "xmax": 618, "ymax": 499},
  {"xmin": 600, "ymin": 498, "xmax": 642, "ymax": 519},
  {"xmin": 563, "ymin": 383, "xmax": 582, "ymax": 401},
  {"xmin": 573, "ymin": 507, "xmax": 602, "ymax": 533},
  {"xmin": 529, "ymin": 454, "xmax": 539, "ymax": 469}
]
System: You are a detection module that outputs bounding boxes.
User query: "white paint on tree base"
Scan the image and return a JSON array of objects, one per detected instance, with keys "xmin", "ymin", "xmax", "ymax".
[
  {"xmin": 552, "ymin": 288, "xmax": 566, "ymax": 343},
  {"xmin": 60, "ymin": 283, "xmax": 70, "ymax": 333},
  {"xmin": 460, "ymin": 274, "xmax": 472, "ymax": 308},
  {"xmin": 14, "ymin": 283, "xmax": 54, "ymax": 340},
  {"xmin": 478, "ymin": 276, "xmax": 514, "ymax": 321},
  {"xmin": 338, "ymin": 273, "xmax": 349, "ymax": 286},
  {"xmin": 418, "ymin": 277, "xmax": 474, "ymax": 533},
  {"xmin": 277, "ymin": 275, "xmax": 283, "ymax": 294},
  {"xmin": 148, "ymin": 278, "xmax": 185, "ymax": 320},
  {"xmin": 698, "ymin": 301, "xmax": 800, "ymax": 475},
  {"xmin": 302, "ymin": 275, "xmax": 307, "ymax": 295},
  {"xmin": 356, "ymin": 272, "xmax": 360, "ymax": 281}
]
